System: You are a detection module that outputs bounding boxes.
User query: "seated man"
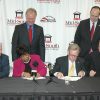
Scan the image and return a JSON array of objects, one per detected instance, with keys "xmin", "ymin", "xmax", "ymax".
[
  {"xmin": 52, "ymin": 43, "xmax": 86, "ymax": 79},
  {"xmin": 89, "ymin": 40, "xmax": 100, "ymax": 77},
  {"xmin": 12, "ymin": 44, "xmax": 47, "ymax": 78},
  {"xmin": 0, "ymin": 43, "xmax": 10, "ymax": 78}
]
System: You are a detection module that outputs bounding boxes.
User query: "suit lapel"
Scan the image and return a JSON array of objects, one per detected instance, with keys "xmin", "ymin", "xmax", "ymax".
[
  {"xmin": 75, "ymin": 58, "xmax": 81, "ymax": 75},
  {"xmin": 33, "ymin": 24, "xmax": 36, "ymax": 41},
  {"xmin": 23, "ymin": 23, "xmax": 30, "ymax": 44},
  {"xmin": 93, "ymin": 20, "xmax": 100, "ymax": 40},
  {"xmin": 87, "ymin": 19, "xmax": 91, "ymax": 41},
  {"xmin": 63, "ymin": 56, "xmax": 68, "ymax": 75}
]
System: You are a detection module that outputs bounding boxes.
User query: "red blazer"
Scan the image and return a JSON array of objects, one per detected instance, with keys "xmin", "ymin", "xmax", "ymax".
[{"xmin": 13, "ymin": 54, "xmax": 47, "ymax": 77}]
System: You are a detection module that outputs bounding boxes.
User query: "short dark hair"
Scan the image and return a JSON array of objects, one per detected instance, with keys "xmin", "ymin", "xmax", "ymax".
[
  {"xmin": 91, "ymin": 6, "xmax": 100, "ymax": 11},
  {"xmin": 16, "ymin": 44, "xmax": 28, "ymax": 57}
]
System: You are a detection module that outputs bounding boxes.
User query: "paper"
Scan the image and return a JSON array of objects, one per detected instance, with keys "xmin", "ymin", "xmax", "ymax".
[
  {"xmin": 60, "ymin": 76, "xmax": 82, "ymax": 81},
  {"xmin": 35, "ymin": 77, "xmax": 46, "ymax": 80},
  {"xmin": 22, "ymin": 76, "xmax": 46, "ymax": 80},
  {"xmin": 22, "ymin": 77, "xmax": 33, "ymax": 80}
]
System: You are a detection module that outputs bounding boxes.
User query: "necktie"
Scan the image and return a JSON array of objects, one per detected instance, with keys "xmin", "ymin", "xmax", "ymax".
[
  {"xmin": 89, "ymin": 22, "xmax": 95, "ymax": 54},
  {"xmin": 68, "ymin": 63, "xmax": 74, "ymax": 76},
  {"xmin": 90, "ymin": 22, "xmax": 94, "ymax": 40},
  {"xmin": 28, "ymin": 25, "xmax": 32, "ymax": 44}
]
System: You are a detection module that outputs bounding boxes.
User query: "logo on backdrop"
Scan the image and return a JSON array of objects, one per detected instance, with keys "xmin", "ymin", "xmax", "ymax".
[
  {"xmin": 94, "ymin": 0, "xmax": 100, "ymax": 4},
  {"xmin": 73, "ymin": 11, "xmax": 81, "ymax": 20},
  {"xmin": 15, "ymin": 10, "xmax": 23, "ymax": 19},
  {"xmin": 40, "ymin": 16, "xmax": 56, "ymax": 22},
  {"xmin": 7, "ymin": 10, "xmax": 25, "ymax": 25},
  {"xmin": 37, "ymin": 0, "xmax": 60, "ymax": 4},
  {"xmin": 65, "ymin": 11, "xmax": 81, "ymax": 27},
  {"xmin": 45, "ymin": 34, "xmax": 59, "ymax": 50}
]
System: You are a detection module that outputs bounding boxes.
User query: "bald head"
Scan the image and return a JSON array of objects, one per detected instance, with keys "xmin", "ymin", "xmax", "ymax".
[{"xmin": 90, "ymin": 6, "xmax": 100, "ymax": 22}]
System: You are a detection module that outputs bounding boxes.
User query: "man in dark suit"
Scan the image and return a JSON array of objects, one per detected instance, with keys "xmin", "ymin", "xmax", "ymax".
[
  {"xmin": 12, "ymin": 8, "xmax": 45, "ymax": 62},
  {"xmin": 74, "ymin": 6, "xmax": 100, "ymax": 72},
  {"xmin": 53, "ymin": 43, "xmax": 86, "ymax": 79},
  {"xmin": 89, "ymin": 40, "xmax": 100, "ymax": 77},
  {"xmin": 0, "ymin": 43, "xmax": 10, "ymax": 78}
]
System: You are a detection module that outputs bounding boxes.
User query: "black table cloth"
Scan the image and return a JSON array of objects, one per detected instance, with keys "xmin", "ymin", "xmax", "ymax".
[{"xmin": 0, "ymin": 77, "xmax": 100, "ymax": 100}]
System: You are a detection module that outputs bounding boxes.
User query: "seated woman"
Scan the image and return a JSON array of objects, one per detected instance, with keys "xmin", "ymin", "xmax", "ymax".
[{"xmin": 12, "ymin": 45, "xmax": 47, "ymax": 78}]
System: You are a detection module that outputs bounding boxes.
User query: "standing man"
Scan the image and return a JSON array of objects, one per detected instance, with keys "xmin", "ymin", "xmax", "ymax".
[
  {"xmin": 0, "ymin": 43, "xmax": 10, "ymax": 78},
  {"xmin": 89, "ymin": 40, "xmax": 100, "ymax": 77},
  {"xmin": 52, "ymin": 43, "xmax": 86, "ymax": 79},
  {"xmin": 12, "ymin": 8, "xmax": 45, "ymax": 62},
  {"xmin": 74, "ymin": 6, "xmax": 100, "ymax": 72}
]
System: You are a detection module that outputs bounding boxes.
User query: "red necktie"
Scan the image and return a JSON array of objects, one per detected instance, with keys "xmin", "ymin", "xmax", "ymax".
[
  {"xmin": 28, "ymin": 25, "xmax": 32, "ymax": 44},
  {"xmin": 90, "ymin": 22, "xmax": 94, "ymax": 40},
  {"xmin": 89, "ymin": 22, "xmax": 94, "ymax": 54}
]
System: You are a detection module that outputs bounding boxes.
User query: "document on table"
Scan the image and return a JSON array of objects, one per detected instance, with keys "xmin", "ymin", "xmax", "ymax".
[
  {"xmin": 60, "ymin": 76, "xmax": 82, "ymax": 81},
  {"xmin": 22, "ymin": 77, "xmax": 46, "ymax": 80}
]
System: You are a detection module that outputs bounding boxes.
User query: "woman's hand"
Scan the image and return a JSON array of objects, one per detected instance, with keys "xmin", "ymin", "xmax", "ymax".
[
  {"xmin": 36, "ymin": 73, "xmax": 41, "ymax": 78},
  {"xmin": 22, "ymin": 72, "xmax": 31, "ymax": 78}
]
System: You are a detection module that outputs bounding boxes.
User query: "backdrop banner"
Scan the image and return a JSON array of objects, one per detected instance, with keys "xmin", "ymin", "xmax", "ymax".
[{"xmin": 0, "ymin": 0, "xmax": 99, "ymax": 67}]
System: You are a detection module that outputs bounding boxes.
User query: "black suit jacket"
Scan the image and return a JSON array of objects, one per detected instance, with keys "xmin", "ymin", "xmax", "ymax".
[
  {"xmin": 88, "ymin": 51, "xmax": 100, "ymax": 77},
  {"xmin": 74, "ymin": 19, "xmax": 100, "ymax": 57},
  {"xmin": 52, "ymin": 56, "xmax": 86, "ymax": 76},
  {"xmin": 0, "ymin": 54, "xmax": 10, "ymax": 78},
  {"xmin": 12, "ymin": 23, "xmax": 45, "ymax": 61}
]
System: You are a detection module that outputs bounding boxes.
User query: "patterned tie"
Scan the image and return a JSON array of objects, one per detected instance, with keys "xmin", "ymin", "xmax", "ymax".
[
  {"xmin": 68, "ymin": 63, "xmax": 74, "ymax": 76},
  {"xmin": 90, "ymin": 22, "xmax": 94, "ymax": 40},
  {"xmin": 28, "ymin": 25, "xmax": 32, "ymax": 44}
]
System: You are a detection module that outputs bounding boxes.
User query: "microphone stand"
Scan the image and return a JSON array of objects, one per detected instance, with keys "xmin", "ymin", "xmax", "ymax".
[
  {"xmin": 46, "ymin": 76, "xmax": 57, "ymax": 84},
  {"xmin": 46, "ymin": 69, "xmax": 57, "ymax": 84},
  {"xmin": 31, "ymin": 70, "xmax": 39, "ymax": 85},
  {"xmin": 33, "ymin": 76, "xmax": 39, "ymax": 85}
]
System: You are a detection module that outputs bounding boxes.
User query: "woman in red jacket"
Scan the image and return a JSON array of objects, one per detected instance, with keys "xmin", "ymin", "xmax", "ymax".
[{"xmin": 12, "ymin": 45, "xmax": 47, "ymax": 78}]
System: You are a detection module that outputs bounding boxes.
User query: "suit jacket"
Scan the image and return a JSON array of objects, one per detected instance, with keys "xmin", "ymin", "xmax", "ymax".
[
  {"xmin": 13, "ymin": 54, "xmax": 47, "ymax": 77},
  {"xmin": 52, "ymin": 56, "xmax": 86, "ymax": 76},
  {"xmin": 12, "ymin": 23, "xmax": 45, "ymax": 61},
  {"xmin": 0, "ymin": 54, "xmax": 10, "ymax": 78},
  {"xmin": 88, "ymin": 51, "xmax": 100, "ymax": 77},
  {"xmin": 74, "ymin": 19, "xmax": 100, "ymax": 57}
]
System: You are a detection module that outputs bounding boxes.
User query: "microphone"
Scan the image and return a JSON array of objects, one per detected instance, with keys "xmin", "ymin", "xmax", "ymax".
[
  {"xmin": 32, "ymin": 70, "xmax": 39, "ymax": 85},
  {"xmin": 32, "ymin": 61, "xmax": 39, "ymax": 84}
]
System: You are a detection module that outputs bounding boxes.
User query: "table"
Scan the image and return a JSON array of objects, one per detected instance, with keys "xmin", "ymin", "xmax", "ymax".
[{"xmin": 0, "ymin": 77, "xmax": 100, "ymax": 100}]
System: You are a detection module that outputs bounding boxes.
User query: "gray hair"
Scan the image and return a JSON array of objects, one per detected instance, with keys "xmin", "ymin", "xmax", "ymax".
[
  {"xmin": 25, "ymin": 8, "xmax": 37, "ymax": 16},
  {"xmin": 68, "ymin": 43, "xmax": 80, "ymax": 53}
]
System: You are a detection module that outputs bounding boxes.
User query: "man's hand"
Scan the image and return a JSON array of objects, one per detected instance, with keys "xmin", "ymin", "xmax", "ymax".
[
  {"xmin": 89, "ymin": 70, "xmax": 96, "ymax": 77},
  {"xmin": 56, "ymin": 72, "xmax": 64, "ymax": 79},
  {"xmin": 78, "ymin": 70, "xmax": 85, "ymax": 77}
]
